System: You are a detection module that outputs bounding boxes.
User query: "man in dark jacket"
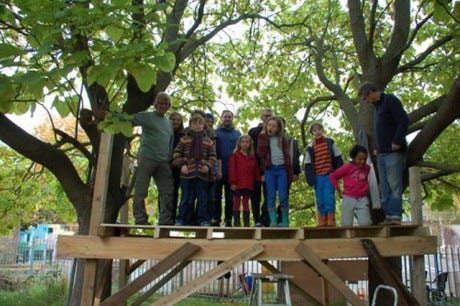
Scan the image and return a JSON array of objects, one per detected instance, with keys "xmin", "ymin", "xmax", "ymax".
[{"xmin": 359, "ymin": 82, "xmax": 409, "ymax": 225}]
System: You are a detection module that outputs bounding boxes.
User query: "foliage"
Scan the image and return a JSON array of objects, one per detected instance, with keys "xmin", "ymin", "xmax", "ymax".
[
  {"xmin": 0, "ymin": 271, "xmax": 66, "ymax": 306},
  {"xmin": 0, "ymin": 145, "xmax": 75, "ymax": 234}
]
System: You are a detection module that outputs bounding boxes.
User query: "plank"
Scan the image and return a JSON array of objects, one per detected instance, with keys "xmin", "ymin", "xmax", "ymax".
[
  {"xmin": 131, "ymin": 261, "xmax": 191, "ymax": 306},
  {"xmin": 57, "ymin": 235, "xmax": 437, "ymax": 260},
  {"xmin": 153, "ymin": 244, "xmax": 264, "ymax": 305},
  {"xmin": 361, "ymin": 239, "xmax": 420, "ymax": 306},
  {"xmin": 99, "ymin": 242, "xmax": 200, "ymax": 306},
  {"xmin": 296, "ymin": 243, "xmax": 365, "ymax": 306}
]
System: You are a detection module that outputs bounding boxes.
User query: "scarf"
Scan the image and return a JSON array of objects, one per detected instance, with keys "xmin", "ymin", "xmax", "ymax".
[{"xmin": 191, "ymin": 131, "xmax": 204, "ymax": 160}]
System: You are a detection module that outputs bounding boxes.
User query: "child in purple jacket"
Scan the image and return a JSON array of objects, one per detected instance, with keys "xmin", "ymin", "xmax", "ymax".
[{"xmin": 329, "ymin": 145, "xmax": 371, "ymax": 226}]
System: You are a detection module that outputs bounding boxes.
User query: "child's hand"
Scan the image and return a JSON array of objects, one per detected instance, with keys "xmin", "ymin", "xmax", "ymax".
[
  {"xmin": 292, "ymin": 174, "xmax": 299, "ymax": 182},
  {"xmin": 181, "ymin": 165, "xmax": 189, "ymax": 174},
  {"xmin": 231, "ymin": 185, "xmax": 237, "ymax": 191},
  {"xmin": 261, "ymin": 175, "xmax": 265, "ymax": 182},
  {"xmin": 200, "ymin": 165, "xmax": 209, "ymax": 173}
]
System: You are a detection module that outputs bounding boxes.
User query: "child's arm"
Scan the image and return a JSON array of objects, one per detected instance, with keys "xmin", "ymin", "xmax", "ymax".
[
  {"xmin": 228, "ymin": 154, "xmax": 237, "ymax": 190},
  {"xmin": 329, "ymin": 164, "xmax": 348, "ymax": 198}
]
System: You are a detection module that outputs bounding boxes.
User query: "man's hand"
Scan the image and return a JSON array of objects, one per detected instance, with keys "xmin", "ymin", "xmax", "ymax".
[{"xmin": 391, "ymin": 143, "xmax": 401, "ymax": 151}]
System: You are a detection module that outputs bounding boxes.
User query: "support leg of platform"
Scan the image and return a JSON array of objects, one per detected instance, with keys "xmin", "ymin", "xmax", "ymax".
[
  {"xmin": 100, "ymin": 242, "xmax": 200, "ymax": 306},
  {"xmin": 153, "ymin": 243, "xmax": 264, "ymax": 306},
  {"xmin": 296, "ymin": 242, "xmax": 365, "ymax": 306},
  {"xmin": 361, "ymin": 239, "xmax": 420, "ymax": 306}
]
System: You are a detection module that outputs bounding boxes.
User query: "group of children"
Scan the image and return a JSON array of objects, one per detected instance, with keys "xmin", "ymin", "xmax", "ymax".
[{"xmin": 169, "ymin": 110, "xmax": 372, "ymax": 228}]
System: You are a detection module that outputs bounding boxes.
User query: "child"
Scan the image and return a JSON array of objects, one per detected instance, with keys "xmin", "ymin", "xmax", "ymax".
[
  {"xmin": 257, "ymin": 116, "xmax": 293, "ymax": 227},
  {"xmin": 229, "ymin": 135, "xmax": 261, "ymax": 227},
  {"xmin": 172, "ymin": 115, "xmax": 217, "ymax": 226},
  {"xmin": 304, "ymin": 122, "xmax": 343, "ymax": 227},
  {"xmin": 329, "ymin": 145, "xmax": 371, "ymax": 226}
]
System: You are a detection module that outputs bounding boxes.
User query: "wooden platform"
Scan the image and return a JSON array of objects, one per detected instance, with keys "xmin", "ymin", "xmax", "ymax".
[{"xmin": 57, "ymin": 224, "xmax": 437, "ymax": 261}]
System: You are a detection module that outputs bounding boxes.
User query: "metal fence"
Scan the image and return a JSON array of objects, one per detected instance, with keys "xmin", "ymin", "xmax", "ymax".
[{"xmin": 0, "ymin": 235, "xmax": 459, "ymax": 300}]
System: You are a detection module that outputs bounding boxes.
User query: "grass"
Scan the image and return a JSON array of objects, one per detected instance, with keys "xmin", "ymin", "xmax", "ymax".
[{"xmin": 0, "ymin": 282, "xmax": 66, "ymax": 306}]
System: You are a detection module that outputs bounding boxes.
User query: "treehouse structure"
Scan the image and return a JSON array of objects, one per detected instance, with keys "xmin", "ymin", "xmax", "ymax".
[{"xmin": 56, "ymin": 134, "xmax": 436, "ymax": 306}]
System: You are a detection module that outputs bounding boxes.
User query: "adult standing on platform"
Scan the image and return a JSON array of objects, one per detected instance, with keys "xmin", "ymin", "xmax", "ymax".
[
  {"xmin": 249, "ymin": 108, "xmax": 273, "ymax": 226},
  {"xmin": 214, "ymin": 110, "xmax": 241, "ymax": 227},
  {"xmin": 358, "ymin": 82, "xmax": 409, "ymax": 225},
  {"xmin": 132, "ymin": 92, "xmax": 175, "ymax": 225}
]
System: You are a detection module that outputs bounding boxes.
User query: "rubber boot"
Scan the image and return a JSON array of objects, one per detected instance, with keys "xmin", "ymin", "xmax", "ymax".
[
  {"xmin": 269, "ymin": 210, "xmax": 277, "ymax": 227},
  {"xmin": 233, "ymin": 211, "xmax": 241, "ymax": 227},
  {"xmin": 242, "ymin": 211, "xmax": 250, "ymax": 227},
  {"xmin": 281, "ymin": 209, "xmax": 289, "ymax": 227},
  {"xmin": 327, "ymin": 213, "xmax": 336, "ymax": 227},
  {"xmin": 317, "ymin": 215, "xmax": 327, "ymax": 227}
]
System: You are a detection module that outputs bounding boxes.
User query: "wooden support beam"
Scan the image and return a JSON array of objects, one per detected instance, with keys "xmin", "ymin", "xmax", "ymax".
[
  {"xmin": 259, "ymin": 260, "xmax": 321, "ymax": 305},
  {"xmin": 296, "ymin": 243, "xmax": 365, "ymax": 306},
  {"xmin": 81, "ymin": 133, "xmax": 114, "ymax": 306},
  {"xmin": 360, "ymin": 239, "xmax": 420, "ymax": 306},
  {"xmin": 57, "ymin": 235, "xmax": 437, "ymax": 260},
  {"xmin": 131, "ymin": 260, "xmax": 191, "ymax": 306},
  {"xmin": 94, "ymin": 259, "xmax": 113, "ymax": 305},
  {"xmin": 127, "ymin": 260, "xmax": 146, "ymax": 275},
  {"xmin": 153, "ymin": 244, "xmax": 264, "ymax": 306},
  {"xmin": 99, "ymin": 242, "xmax": 200, "ymax": 306}
]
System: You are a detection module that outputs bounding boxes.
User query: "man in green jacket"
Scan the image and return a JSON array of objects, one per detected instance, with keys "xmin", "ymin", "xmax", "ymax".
[{"xmin": 132, "ymin": 92, "xmax": 175, "ymax": 225}]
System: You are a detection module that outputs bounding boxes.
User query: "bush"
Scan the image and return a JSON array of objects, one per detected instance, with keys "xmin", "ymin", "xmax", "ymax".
[{"xmin": 0, "ymin": 270, "xmax": 66, "ymax": 306}]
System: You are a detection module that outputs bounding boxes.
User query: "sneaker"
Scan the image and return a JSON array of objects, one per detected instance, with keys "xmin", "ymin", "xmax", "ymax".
[
  {"xmin": 175, "ymin": 220, "xmax": 184, "ymax": 226},
  {"xmin": 135, "ymin": 220, "xmax": 152, "ymax": 226},
  {"xmin": 390, "ymin": 219, "xmax": 401, "ymax": 225},
  {"xmin": 224, "ymin": 221, "xmax": 232, "ymax": 227},
  {"xmin": 200, "ymin": 221, "xmax": 210, "ymax": 227},
  {"xmin": 255, "ymin": 222, "xmax": 263, "ymax": 227}
]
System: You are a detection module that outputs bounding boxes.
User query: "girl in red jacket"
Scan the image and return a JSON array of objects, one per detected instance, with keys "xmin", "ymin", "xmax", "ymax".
[{"xmin": 229, "ymin": 135, "xmax": 260, "ymax": 227}]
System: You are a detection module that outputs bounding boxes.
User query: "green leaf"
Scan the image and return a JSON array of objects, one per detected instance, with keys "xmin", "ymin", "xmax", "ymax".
[
  {"xmin": 433, "ymin": 0, "xmax": 451, "ymax": 23},
  {"xmin": 0, "ymin": 76, "xmax": 15, "ymax": 112},
  {"xmin": 125, "ymin": 62, "xmax": 157, "ymax": 92},
  {"xmin": 105, "ymin": 25, "xmax": 124, "ymax": 43},
  {"xmin": 119, "ymin": 121, "xmax": 133, "ymax": 137},
  {"xmin": 18, "ymin": 71, "xmax": 46, "ymax": 100},
  {"xmin": 0, "ymin": 43, "xmax": 23, "ymax": 59},
  {"xmin": 52, "ymin": 96, "xmax": 71, "ymax": 117},
  {"xmin": 154, "ymin": 52, "xmax": 176, "ymax": 73}
]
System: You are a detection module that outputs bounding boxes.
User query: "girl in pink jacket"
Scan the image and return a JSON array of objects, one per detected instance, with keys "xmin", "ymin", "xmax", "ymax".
[{"xmin": 329, "ymin": 145, "xmax": 371, "ymax": 226}]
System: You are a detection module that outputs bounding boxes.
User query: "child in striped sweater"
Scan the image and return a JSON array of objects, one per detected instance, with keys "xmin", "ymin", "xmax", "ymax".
[{"xmin": 304, "ymin": 123, "xmax": 343, "ymax": 227}]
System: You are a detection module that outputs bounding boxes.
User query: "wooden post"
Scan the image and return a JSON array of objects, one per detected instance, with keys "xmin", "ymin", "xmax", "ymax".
[
  {"xmin": 409, "ymin": 166, "xmax": 426, "ymax": 304},
  {"xmin": 81, "ymin": 133, "xmax": 114, "ymax": 306}
]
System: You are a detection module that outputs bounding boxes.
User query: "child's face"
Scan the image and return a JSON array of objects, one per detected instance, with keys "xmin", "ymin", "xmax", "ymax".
[
  {"xmin": 240, "ymin": 138, "xmax": 251, "ymax": 151},
  {"xmin": 206, "ymin": 118, "xmax": 214, "ymax": 128},
  {"xmin": 171, "ymin": 115, "xmax": 182, "ymax": 129},
  {"xmin": 190, "ymin": 120, "xmax": 204, "ymax": 132},
  {"xmin": 354, "ymin": 152, "xmax": 367, "ymax": 168},
  {"xmin": 310, "ymin": 125, "xmax": 324, "ymax": 139},
  {"xmin": 266, "ymin": 120, "xmax": 280, "ymax": 136}
]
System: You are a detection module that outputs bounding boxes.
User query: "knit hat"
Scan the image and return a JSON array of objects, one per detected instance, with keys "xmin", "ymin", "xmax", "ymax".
[{"xmin": 205, "ymin": 112, "xmax": 214, "ymax": 121}]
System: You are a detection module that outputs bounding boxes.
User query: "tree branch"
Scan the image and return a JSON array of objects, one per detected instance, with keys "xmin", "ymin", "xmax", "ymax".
[
  {"xmin": 397, "ymin": 35, "xmax": 454, "ymax": 73},
  {"xmin": 407, "ymin": 77, "xmax": 460, "ymax": 166},
  {"xmin": 0, "ymin": 114, "xmax": 88, "ymax": 210}
]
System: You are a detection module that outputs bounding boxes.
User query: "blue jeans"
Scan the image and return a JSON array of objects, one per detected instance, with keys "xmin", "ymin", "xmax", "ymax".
[
  {"xmin": 176, "ymin": 178, "xmax": 209, "ymax": 225},
  {"xmin": 377, "ymin": 152, "xmax": 405, "ymax": 220},
  {"xmin": 315, "ymin": 174, "xmax": 335, "ymax": 216},
  {"xmin": 264, "ymin": 165, "xmax": 288, "ymax": 211}
]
